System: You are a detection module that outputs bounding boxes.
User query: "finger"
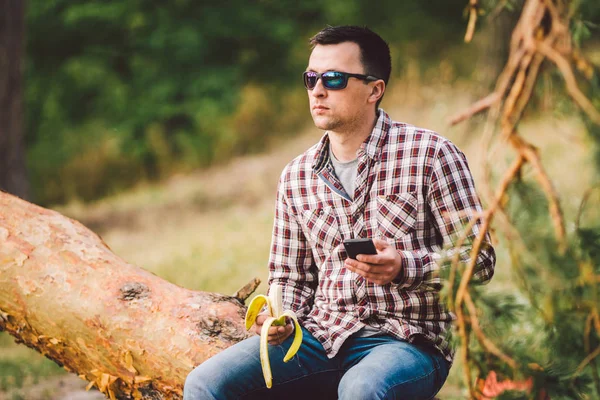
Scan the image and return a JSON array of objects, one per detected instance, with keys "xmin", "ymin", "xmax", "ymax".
[
  {"xmin": 345, "ymin": 259, "xmax": 386, "ymax": 274},
  {"xmin": 345, "ymin": 261, "xmax": 369, "ymax": 278},
  {"xmin": 361, "ymin": 271, "xmax": 395, "ymax": 285},
  {"xmin": 268, "ymin": 323, "xmax": 290, "ymax": 335},
  {"xmin": 372, "ymin": 238, "xmax": 390, "ymax": 251},
  {"xmin": 350, "ymin": 262, "xmax": 396, "ymax": 282},
  {"xmin": 355, "ymin": 253, "xmax": 384, "ymax": 264},
  {"xmin": 267, "ymin": 325, "xmax": 293, "ymax": 344},
  {"xmin": 255, "ymin": 314, "xmax": 270, "ymax": 325},
  {"xmin": 252, "ymin": 313, "xmax": 271, "ymax": 335},
  {"xmin": 348, "ymin": 266, "xmax": 384, "ymax": 281},
  {"xmin": 267, "ymin": 327, "xmax": 292, "ymax": 342}
]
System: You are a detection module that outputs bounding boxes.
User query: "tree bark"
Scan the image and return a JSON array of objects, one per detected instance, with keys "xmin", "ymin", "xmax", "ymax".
[
  {"xmin": 0, "ymin": 0, "xmax": 30, "ymax": 200},
  {"xmin": 0, "ymin": 191, "xmax": 253, "ymax": 399}
]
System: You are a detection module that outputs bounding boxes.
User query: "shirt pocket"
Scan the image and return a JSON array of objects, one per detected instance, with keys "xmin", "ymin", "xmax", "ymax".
[
  {"xmin": 300, "ymin": 205, "xmax": 340, "ymax": 249},
  {"xmin": 376, "ymin": 192, "xmax": 418, "ymax": 239}
]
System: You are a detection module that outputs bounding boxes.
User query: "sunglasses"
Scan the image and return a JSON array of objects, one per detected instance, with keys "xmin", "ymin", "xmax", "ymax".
[{"xmin": 303, "ymin": 71, "xmax": 380, "ymax": 90}]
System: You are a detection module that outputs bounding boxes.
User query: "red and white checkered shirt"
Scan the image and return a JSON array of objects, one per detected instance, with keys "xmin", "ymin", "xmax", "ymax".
[{"xmin": 267, "ymin": 109, "xmax": 495, "ymax": 363}]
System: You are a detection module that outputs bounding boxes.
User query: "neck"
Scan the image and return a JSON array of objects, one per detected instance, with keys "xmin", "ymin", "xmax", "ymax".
[{"xmin": 328, "ymin": 110, "xmax": 378, "ymax": 162}]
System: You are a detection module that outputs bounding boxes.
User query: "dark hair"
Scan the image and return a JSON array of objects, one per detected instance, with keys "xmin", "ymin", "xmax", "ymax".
[{"xmin": 309, "ymin": 26, "xmax": 391, "ymax": 107}]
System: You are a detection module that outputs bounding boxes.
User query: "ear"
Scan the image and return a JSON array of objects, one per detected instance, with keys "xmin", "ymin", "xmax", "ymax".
[{"xmin": 367, "ymin": 80, "xmax": 385, "ymax": 105}]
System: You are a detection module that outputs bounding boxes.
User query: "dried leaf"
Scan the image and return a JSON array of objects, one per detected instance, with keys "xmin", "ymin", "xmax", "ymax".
[
  {"xmin": 123, "ymin": 350, "xmax": 138, "ymax": 374},
  {"xmin": 89, "ymin": 369, "xmax": 100, "ymax": 376},
  {"xmin": 134, "ymin": 375, "xmax": 152, "ymax": 383},
  {"xmin": 99, "ymin": 373, "xmax": 109, "ymax": 392}
]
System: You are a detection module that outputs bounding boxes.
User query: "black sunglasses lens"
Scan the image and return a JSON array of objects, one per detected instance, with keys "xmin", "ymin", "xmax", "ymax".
[
  {"xmin": 322, "ymin": 72, "xmax": 347, "ymax": 89},
  {"xmin": 304, "ymin": 71, "xmax": 349, "ymax": 90},
  {"xmin": 304, "ymin": 72, "xmax": 318, "ymax": 89}
]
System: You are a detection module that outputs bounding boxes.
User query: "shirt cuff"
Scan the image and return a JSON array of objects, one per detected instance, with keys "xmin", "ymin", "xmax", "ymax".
[
  {"xmin": 392, "ymin": 250, "xmax": 418, "ymax": 286},
  {"xmin": 392, "ymin": 249, "xmax": 443, "ymax": 290}
]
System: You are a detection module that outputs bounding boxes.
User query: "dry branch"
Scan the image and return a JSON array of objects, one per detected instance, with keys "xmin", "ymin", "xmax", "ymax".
[
  {"xmin": 464, "ymin": 0, "xmax": 479, "ymax": 43},
  {"xmin": 451, "ymin": 0, "xmax": 600, "ymax": 395},
  {"xmin": 537, "ymin": 42, "xmax": 600, "ymax": 124},
  {"xmin": 455, "ymin": 155, "xmax": 524, "ymax": 308},
  {"xmin": 464, "ymin": 292, "xmax": 518, "ymax": 370},
  {"xmin": 449, "ymin": 93, "xmax": 500, "ymax": 126},
  {"xmin": 510, "ymin": 135, "xmax": 567, "ymax": 250},
  {"xmin": 575, "ymin": 345, "xmax": 600, "ymax": 378},
  {"xmin": 456, "ymin": 304, "xmax": 477, "ymax": 398}
]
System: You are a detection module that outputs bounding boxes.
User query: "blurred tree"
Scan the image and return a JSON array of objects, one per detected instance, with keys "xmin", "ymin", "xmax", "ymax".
[
  {"xmin": 475, "ymin": 7, "xmax": 519, "ymax": 90},
  {"xmin": 23, "ymin": 0, "xmax": 472, "ymax": 205},
  {"xmin": 0, "ymin": 0, "xmax": 29, "ymax": 200},
  {"xmin": 448, "ymin": 0, "xmax": 600, "ymax": 398}
]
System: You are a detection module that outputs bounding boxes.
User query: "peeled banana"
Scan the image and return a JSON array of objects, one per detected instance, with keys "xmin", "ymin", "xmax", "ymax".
[{"xmin": 244, "ymin": 283, "xmax": 303, "ymax": 388}]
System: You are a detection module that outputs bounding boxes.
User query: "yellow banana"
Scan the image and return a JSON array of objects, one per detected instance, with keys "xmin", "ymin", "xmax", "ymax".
[
  {"xmin": 244, "ymin": 283, "xmax": 303, "ymax": 388},
  {"xmin": 244, "ymin": 294, "xmax": 270, "ymax": 330}
]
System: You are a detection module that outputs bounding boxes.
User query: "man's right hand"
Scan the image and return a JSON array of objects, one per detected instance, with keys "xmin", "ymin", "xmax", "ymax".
[{"xmin": 253, "ymin": 313, "xmax": 294, "ymax": 345}]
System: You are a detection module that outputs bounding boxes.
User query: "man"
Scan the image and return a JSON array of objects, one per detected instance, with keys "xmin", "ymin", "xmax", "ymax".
[{"xmin": 184, "ymin": 25, "xmax": 495, "ymax": 400}]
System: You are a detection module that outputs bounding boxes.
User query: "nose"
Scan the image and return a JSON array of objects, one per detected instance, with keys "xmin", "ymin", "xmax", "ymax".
[{"xmin": 310, "ymin": 77, "xmax": 327, "ymax": 98}]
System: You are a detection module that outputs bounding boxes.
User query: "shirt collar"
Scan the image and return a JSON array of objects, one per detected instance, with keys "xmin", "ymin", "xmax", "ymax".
[{"xmin": 312, "ymin": 108, "xmax": 390, "ymax": 173}]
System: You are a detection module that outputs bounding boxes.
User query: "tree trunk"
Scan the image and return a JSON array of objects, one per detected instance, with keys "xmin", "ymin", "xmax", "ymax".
[
  {"xmin": 0, "ymin": 0, "xmax": 30, "ymax": 200},
  {"xmin": 0, "ymin": 191, "xmax": 253, "ymax": 399}
]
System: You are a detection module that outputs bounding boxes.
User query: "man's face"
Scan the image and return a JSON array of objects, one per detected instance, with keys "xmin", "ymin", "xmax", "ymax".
[{"xmin": 306, "ymin": 42, "xmax": 375, "ymax": 134}]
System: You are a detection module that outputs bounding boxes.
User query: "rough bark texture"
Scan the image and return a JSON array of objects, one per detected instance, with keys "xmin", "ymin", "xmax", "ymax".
[
  {"xmin": 0, "ymin": 191, "xmax": 252, "ymax": 399},
  {"xmin": 0, "ymin": 0, "xmax": 30, "ymax": 200}
]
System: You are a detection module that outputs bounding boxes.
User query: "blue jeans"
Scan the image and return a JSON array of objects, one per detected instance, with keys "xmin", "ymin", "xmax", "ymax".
[{"xmin": 184, "ymin": 327, "xmax": 450, "ymax": 400}]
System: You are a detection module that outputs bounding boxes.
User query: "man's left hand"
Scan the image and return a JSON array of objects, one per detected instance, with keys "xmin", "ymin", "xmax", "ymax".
[{"xmin": 344, "ymin": 238, "xmax": 402, "ymax": 285}]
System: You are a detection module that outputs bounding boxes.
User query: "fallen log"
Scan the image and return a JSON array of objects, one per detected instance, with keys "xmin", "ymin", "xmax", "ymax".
[{"xmin": 0, "ymin": 191, "xmax": 255, "ymax": 399}]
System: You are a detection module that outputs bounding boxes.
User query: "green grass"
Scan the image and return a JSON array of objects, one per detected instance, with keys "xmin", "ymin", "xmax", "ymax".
[
  {"xmin": 0, "ymin": 333, "xmax": 65, "ymax": 393},
  {"xmin": 1, "ymin": 76, "xmax": 595, "ymax": 398},
  {"xmin": 0, "ymin": 358, "xmax": 62, "ymax": 392}
]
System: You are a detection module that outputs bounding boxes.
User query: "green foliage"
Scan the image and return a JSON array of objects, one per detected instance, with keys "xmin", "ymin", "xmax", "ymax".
[
  {"xmin": 460, "ymin": 179, "xmax": 600, "ymax": 398},
  {"xmin": 583, "ymin": 67, "xmax": 600, "ymax": 173},
  {"xmin": 572, "ymin": 0, "xmax": 600, "ymax": 46},
  {"xmin": 24, "ymin": 0, "xmax": 471, "ymax": 204},
  {"xmin": 441, "ymin": 3, "xmax": 600, "ymax": 396}
]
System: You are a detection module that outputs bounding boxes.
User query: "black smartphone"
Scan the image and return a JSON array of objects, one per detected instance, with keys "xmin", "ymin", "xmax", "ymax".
[{"xmin": 343, "ymin": 238, "xmax": 377, "ymax": 260}]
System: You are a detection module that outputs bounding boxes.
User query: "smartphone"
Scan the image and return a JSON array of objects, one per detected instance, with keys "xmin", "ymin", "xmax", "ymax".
[{"xmin": 343, "ymin": 238, "xmax": 377, "ymax": 260}]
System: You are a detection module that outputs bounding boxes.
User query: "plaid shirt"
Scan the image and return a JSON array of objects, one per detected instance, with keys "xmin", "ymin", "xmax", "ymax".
[{"xmin": 267, "ymin": 109, "xmax": 495, "ymax": 363}]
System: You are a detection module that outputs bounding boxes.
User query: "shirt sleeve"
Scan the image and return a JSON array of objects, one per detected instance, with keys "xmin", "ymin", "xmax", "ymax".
[
  {"xmin": 394, "ymin": 139, "xmax": 496, "ymax": 291},
  {"xmin": 267, "ymin": 171, "xmax": 318, "ymax": 321}
]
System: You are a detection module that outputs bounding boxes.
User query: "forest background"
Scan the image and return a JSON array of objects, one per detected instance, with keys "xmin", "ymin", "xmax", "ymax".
[
  {"xmin": 16, "ymin": 0, "xmax": 520, "ymax": 205},
  {"xmin": 1, "ymin": 0, "xmax": 600, "ymax": 398}
]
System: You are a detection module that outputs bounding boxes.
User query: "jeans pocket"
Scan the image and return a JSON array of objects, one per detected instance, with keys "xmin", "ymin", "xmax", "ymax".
[{"xmin": 432, "ymin": 353, "xmax": 450, "ymax": 390}]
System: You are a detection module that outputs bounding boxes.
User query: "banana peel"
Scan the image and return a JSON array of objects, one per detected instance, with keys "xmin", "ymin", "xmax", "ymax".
[{"xmin": 245, "ymin": 283, "xmax": 303, "ymax": 388}]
